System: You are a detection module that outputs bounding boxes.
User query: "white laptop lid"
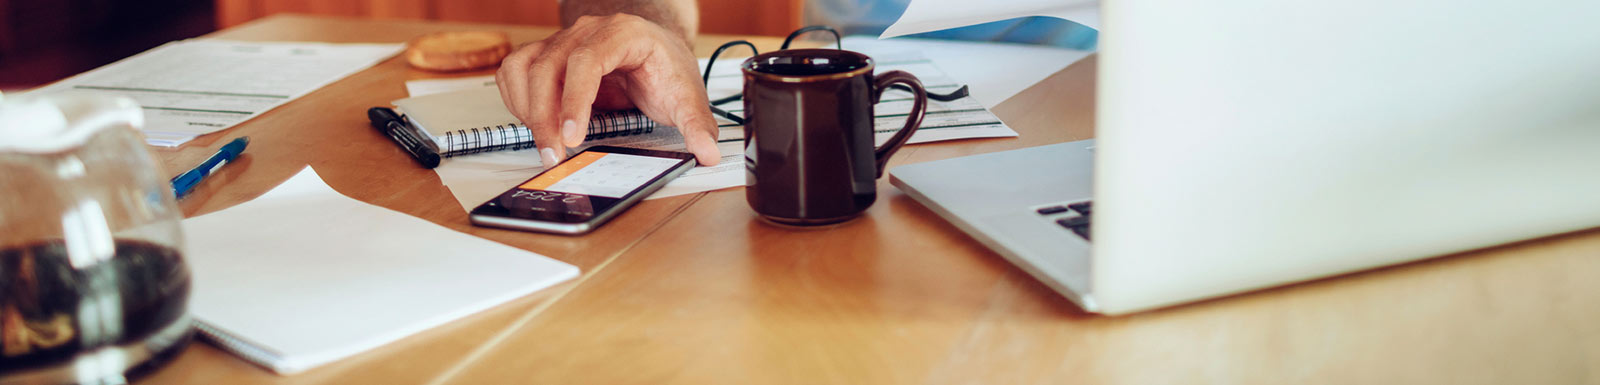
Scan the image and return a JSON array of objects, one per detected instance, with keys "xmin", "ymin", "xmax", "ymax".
[{"xmin": 1093, "ymin": 0, "xmax": 1600, "ymax": 313}]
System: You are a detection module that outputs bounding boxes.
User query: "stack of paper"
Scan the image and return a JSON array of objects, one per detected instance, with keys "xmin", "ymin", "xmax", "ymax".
[
  {"xmin": 28, "ymin": 40, "xmax": 402, "ymax": 146},
  {"xmin": 181, "ymin": 167, "xmax": 579, "ymax": 374}
]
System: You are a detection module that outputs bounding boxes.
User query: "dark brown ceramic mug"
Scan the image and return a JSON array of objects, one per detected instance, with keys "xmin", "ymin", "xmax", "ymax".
[{"xmin": 741, "ymin": 48, "xmax": 927, "ymax": 226}]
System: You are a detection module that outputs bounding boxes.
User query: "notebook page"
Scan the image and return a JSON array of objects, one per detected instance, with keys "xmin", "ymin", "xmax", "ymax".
[
  {"xmin": 392, "ymin": 87, "xmax": 522, "ymax": 140},
  {"xmin": 181, "ymin": 167, "xmax": 578, "ymax": 374}
]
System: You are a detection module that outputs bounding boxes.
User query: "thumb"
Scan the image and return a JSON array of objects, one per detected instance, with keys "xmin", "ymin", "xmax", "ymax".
[{"xmin": 677, "ymin": 107, "xmax": 721, "ymax": 166}]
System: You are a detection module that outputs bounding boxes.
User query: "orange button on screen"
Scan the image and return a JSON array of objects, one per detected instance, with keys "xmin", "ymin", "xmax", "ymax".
[{"xmin": 520, "ymin": 152, "xmax": 608, "ymax": 190}]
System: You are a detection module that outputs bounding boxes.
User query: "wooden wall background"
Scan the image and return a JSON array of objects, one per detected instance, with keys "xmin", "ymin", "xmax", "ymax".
[
  {"xmin": 2, "ymin": 0, "xmax": 214, "ymax": 89},
  {"xmin": 214, "ymin": 0, "xmax": 804, "ymax": 37}
]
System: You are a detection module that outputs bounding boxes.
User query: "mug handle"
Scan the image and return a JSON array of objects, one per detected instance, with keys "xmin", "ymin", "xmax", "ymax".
[{"xmin": 870, "ymin": 70, "xmax": 927, "ymax": 178}]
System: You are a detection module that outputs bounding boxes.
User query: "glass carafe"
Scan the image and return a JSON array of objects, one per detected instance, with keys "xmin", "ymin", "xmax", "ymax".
[{"xmin": 0, "ymin": 93, "xmax": 193, "ymax": 384}]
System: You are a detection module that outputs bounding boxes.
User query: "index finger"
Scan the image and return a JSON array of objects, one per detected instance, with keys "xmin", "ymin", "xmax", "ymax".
[
  {"xmin": 558, "ymin": 35, "xmax": 652, "ymax": 147},
  {"xmin": 495, "ymin": 41, "xmax": 544, "ymax": 122}
]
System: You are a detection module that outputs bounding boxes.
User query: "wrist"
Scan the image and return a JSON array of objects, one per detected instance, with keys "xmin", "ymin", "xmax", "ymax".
[{"xmin": 560, "ymin": 0, "xmax": 698, "ymax": 44}]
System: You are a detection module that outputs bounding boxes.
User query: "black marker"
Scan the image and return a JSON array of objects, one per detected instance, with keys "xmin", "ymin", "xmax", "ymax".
[{"xmin": 367, "ymin": 107, "xmax": 442, "ymax": 169}]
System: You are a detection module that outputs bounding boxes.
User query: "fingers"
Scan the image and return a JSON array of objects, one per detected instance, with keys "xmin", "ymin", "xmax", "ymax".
[
  {"xmin": 496, "ymin": 41, "xmax": 544, "ymax": 122},
  {"xmin": 523, "ymin": 32, "xmax": 586, "ymax": 165},
  {"xmin": 499, "ymin": 41, "xmax": 565, "ymax": 167},
  {"xmin": 525, "ymin": 54, "xmax": 568, "ymax": 167},
  {"xmin": 560, "ymin": 47, "xmax": 609, "ymax": 147},
  {"xmin": 677, "ymin": 108, "xmax": 722, "ymax": 166},
  {"xmin": 561, "ymin": 19, "xmax": 653, "ymax": 148},
  {"xmin": 534, "ymin": 125, "xmax": 566, "ymax": 167},
  {"xmin": 502, "ymin": 39, "xmax": 572, "ymax": 166},
  {"xmin": 496, "ymin": 14, "xmax": 717, "ymax": 167}
]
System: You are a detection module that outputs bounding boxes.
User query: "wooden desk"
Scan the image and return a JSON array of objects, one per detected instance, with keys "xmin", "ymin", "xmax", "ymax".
[{"xmin": 137, "ymin": 15, "xmax": 1600, "ymax": 385}]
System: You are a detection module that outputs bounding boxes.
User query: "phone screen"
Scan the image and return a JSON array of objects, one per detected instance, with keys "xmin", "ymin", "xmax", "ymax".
[
  {"xmin": 519, "ymin": 151, "xmax": 682, "ymax": 198},
  {"xmin": 472, "ymin": 149, "xmax": 692, "ymax": 224}
]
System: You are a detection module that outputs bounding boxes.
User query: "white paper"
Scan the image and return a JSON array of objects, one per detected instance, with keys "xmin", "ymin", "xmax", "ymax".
[
  {"xmin": 437, "ymin": 147, "xmax": 551, "ymax": 209},
  {"xmin": 406, "ymin": 75, "xmax": 499, "ymax": 97},
  {"xmin": 431, "ymin": 50, "xmax": 1021, "ymax": 211},
  {"xmin": 181, "ymin": 167, "xmax": 578, "ymax": 374},
  {"xmin": 880, "ymin": 0, "xmax": 1098, "ymax": 39},
  {"xmin": 839, "ymin": 36, "xmax": 1092, "ymax": 108},
  {"xmin": 648, "ymin": 141, "xmax": 747, "ymax": 200},
  {"xmin": 29, "ymin": 40, "xmax": 402, "ymax": 146}
]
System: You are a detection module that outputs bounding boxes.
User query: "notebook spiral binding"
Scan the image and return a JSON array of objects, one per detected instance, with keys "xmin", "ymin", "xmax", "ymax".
[
  {"xmin": 439, "ymin": 109, "xmax": 657, "ymax": 157},
  {"xmin": 196, "ymin": 321, "xmax": 289, "ymax": 372}
]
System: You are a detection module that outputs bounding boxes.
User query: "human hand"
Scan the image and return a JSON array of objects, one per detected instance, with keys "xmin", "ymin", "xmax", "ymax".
[{"xmin": 496, "ymin": 13, "xmax": 720, "ymax": 167}]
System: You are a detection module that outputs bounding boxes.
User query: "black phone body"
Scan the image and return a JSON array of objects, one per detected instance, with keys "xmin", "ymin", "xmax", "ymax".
[{"xmin": 469, "ymin": 146, "xmax": 696, "ymax": 234}]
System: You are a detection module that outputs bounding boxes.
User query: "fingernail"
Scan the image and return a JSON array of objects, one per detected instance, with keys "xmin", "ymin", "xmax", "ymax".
[
  {"xmin": 540, "ymin": 147, "xmax": 561, "ymax": 167},
  {"xmin": 560, "ymin": 119, "xmax": 582, "ymax": 145}
]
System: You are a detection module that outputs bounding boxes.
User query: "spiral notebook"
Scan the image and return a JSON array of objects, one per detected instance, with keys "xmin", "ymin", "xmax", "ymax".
[{"xmin": 392, "ymin": 87, "xmax": 657, "ymax": 157}]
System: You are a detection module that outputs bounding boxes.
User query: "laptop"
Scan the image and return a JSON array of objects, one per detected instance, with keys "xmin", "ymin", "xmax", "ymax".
[{"xmin": 890, "ymin": 0, "xmax": 1600, "ymax": 315}]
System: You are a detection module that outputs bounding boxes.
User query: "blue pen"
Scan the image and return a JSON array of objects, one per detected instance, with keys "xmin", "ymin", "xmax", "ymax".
[{"xmin": 171, "ymin": 136, "xmax": 250, "ymax": 200}]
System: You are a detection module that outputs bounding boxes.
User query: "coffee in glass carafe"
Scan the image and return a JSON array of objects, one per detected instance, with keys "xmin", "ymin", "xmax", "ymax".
[{"xmin": 0, "ymin": 93, "xmax": 193, "ymax": 384}]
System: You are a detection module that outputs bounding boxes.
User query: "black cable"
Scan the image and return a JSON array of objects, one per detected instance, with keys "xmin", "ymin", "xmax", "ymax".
[
  {"xmin": 706, "ymin": 26, "xmax": 964, "ymax": 124},
  {"xmin": 781, "ymin": 25, "xmax": 843, "ymax": 50},
  {"xmin": 710, "ymin": 94, "xmax": 743, "ymax": 106},
  {"xmin": 703, "ymin": 41, "xmax": 759, "ymax": 123},
  {"xmin": 895, "ymin": 84, "xmax": 970, "ymax": 102},
  {"xmin": 710, "ymin": 105, "xmax": 745, "ymax": 125},
  {"xmin": 704, "ymin": 40, "xmax": 759, "ymax": 87}
]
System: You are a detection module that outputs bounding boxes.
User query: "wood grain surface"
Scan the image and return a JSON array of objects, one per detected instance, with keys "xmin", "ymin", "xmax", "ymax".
[{"xmin": 130, "ymin": 15, "xmax": 1600, "ymax": 385}]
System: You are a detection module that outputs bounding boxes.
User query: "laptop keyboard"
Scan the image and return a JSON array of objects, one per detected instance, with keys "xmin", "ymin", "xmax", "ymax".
[{"xmin": 1036, "ymin": 201, "xmax": 1092, "ymax": 241}]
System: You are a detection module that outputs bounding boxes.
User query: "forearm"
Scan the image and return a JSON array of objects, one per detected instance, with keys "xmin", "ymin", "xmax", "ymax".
[{"xmin": 560, "ymin": 0, "xmax": 699, "ymax": 42}]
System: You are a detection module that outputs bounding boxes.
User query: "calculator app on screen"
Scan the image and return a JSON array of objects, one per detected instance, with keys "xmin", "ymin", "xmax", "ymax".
[
  {"xmin": 517, "ymin": 152, "xmax": 682, "ymax": 198},
  {"xmin": 470, "ymin": 146, "xmax": 696, "ymax": 234}
]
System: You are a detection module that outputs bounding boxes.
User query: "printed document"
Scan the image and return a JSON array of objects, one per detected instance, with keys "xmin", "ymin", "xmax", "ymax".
[{"xmin": 30, "ymin": 40, "xmax": 402, "ymax": 146}]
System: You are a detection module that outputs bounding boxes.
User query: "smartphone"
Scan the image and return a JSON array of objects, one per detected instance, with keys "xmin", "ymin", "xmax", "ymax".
[{"xmin": 469, "ymin": 146, "xmax": 697, "ymax": 234}]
